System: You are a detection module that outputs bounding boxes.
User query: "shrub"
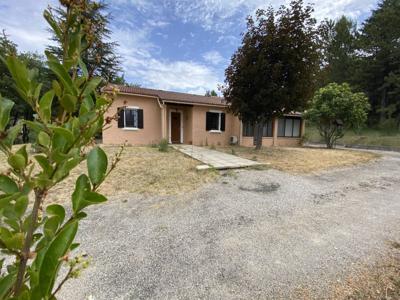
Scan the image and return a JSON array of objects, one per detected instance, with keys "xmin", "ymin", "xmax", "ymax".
[
  {"xmin": 158, "ymin": 138, "xmax": 169, "ymax": 152},
  {"xmin": 0, "ymin": 3, "xmax": 121, "ymax": 298},
  {"xmin": 305, "ymin": 83, "xmax": 370, "ymax": 148}
]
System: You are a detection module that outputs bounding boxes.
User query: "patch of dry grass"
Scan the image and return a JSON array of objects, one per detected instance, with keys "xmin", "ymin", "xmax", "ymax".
[
  {"xmin": 217, "ymin": 146, "xmax": 379, "ymax": 174},
  {"xmin": 330, "ymin": 242, "xmax": 400, "ymax": 300},
  {"xmin": 0, "ymin": 145, "xmax": 217, "ymax": 204}
]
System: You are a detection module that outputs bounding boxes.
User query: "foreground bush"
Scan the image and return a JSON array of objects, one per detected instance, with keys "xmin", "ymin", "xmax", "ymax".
[{"xmin": 0, "ymin": 2, "xmax": 120, "ymax": 298}]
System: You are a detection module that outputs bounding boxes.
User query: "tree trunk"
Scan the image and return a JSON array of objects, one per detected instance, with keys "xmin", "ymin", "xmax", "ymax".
[
  {"xmin": 380, "ymin": 87, "xmax": 387, "ymax": 123},
  {"xmin": 254, "ymin": 122, "xmax": 263, "ymax": 150}
]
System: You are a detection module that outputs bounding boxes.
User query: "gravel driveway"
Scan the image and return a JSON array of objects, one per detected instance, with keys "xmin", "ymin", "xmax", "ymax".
[{"xmin": 59, "ymin": 150, "xmax": 400, "ymax": 299}]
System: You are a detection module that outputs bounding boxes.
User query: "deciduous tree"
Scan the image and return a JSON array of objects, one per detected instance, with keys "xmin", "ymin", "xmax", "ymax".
[
  {"xmin": 223, "ymin": 0, "xmax": 320, "ymax": 149},
  {"xmin": 305, "ymin": 83, "xmax": 370, "ymax": 148}
]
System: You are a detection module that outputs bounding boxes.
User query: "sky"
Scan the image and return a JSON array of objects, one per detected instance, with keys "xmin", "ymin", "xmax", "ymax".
[{"xmin": 0, "ymin": 0, "xmax": 379, "ymax": 95}]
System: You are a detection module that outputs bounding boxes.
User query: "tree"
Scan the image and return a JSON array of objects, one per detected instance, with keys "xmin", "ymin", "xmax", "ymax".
[
  {"xmin": 357, "ymin": 0, "xmax": 400, "ymax": 126},
  {"xmin": 318, "ymin": 16, "xmax": 358, "ymax": 87},
  {"xmin": 305, "ymin": 83, "xmax": 370, "ymax": 148},
  {"xmin": 222, "ymin": 0, "xmax": 320, "ymax": 149},
  {"xmin": 0, "ymin": 2, "xmax": 121, "ymax": 298},
  {"xmin": 0, "ymin": 32, "xmax": 55, "ymax": 143},
  {"xmin": 205, "ymin": 90, "xmax": 218, "ymax": 97},
  {"xmin": 47, "ymin": 0, "xmax": 121, "ymax": 82}
]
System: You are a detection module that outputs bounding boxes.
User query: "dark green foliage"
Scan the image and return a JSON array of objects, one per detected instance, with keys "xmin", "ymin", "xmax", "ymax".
[
  {"xmin": 318, "ymin": 16, "xmax": 358, "ymax": 87},
  {"xmin": 357, "ymin": 0, "xmax": 400, "ymax": 126},
  {"xmin": 305, "ymin": 83, "xmax": 370, "ymax": 148},
  {"xmin": 205, "ymin": 90, "xmax": 218, "ymax": 97},
  {"xmin": 47, "ymin": 0, "xmax": 122, "ymax": 83},
  {"xmin": 223, "ymin": 0, "xmax": 320, "ymax": 149}
]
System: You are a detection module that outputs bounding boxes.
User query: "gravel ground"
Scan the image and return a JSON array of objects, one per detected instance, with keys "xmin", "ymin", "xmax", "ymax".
[{"xmin": 59, "ymin": 150, "xmax": 400, "ymax": 300}]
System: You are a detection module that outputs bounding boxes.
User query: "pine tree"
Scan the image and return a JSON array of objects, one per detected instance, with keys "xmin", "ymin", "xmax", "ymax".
[
  {"xmin": 47, "ymin": 0, "xmax": 121, "ymax": 82},
  {"xmin": 357, "ymin": 0, "xmax": 400, "ymax": 126}
]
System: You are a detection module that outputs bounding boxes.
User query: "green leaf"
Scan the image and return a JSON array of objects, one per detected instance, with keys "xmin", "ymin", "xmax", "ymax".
[
  {"xmin": 16, "ymin": 145, "xmax": 28, "ymax": 163},
  {"xmin": 83, "ymin": 77, "xmax": 102, "ymax": 96},
  {"xmin": 46, "ymin": 204, "xmax": 65, "ymax": 225},
  {"xmin": 37, "ymin": 131, "xmax": 51, "ymax": 147},
  {"xmin": 72, "ymin": 174, "xmax": 91, "ymax": 213},
  {"xmin": 78, "ymin": 58, "xmax": 88, "ymax": 78},
  {"xmin": 72, "ymin": 175, "xmax": 107, "ymax": 213},
  {"xmin": 0, "ymin": 96, "xmax": 14, "ymax": 132},
  {"xmin": 39, "ymin": 90, "xmax": 55, "ymax": 123},
  {"xmin": 46, "ymin": 53, "xmax": 76, "ymax": 96},
  {"xmin": 43, "ymin": 10, "xmax": 62, "ymax": 40},
  {"xmin": 0, "ymin": 175, "xmax": 19, "ymax": 194},
  {"xmin": 0, "ymin": 272, "xmax": 16, "ymax": 299},
  {"xmin": 2, "ymin": 123, "xmax": 22, "ymax": 149},
  {"xmin": 87, "ymin": 147, "xmax": 108, "ymax": 186},
  {"xmin": 44, "ymin": 216, "xmax": 60, "ymax": 238},
  {"xmin": 15, "ymin": 195, "xmax": 28, "ymax": 218},
  {"xmin": 51, "ymin": 127, "xmax": 74, "ymax": 152},
  {"xmin": 53, "ymin": 156, "xmax": 83, "ymax": 182},
  {"xmin": 8, "ymin": 154, "xmax": 26, "ymax": 170},
  {"xmin": 34, "ymin": 155, "xmax": 53, "ymax": 174},
  {"xmin": 60, "ymin": 94, "xmax": 77, "ymax": 112},
  {"xmin": 4, "ymin": 56, "xmax": 30, "ymax": 98},
  {"xmin": 39, "ymin": 221, "xmax": 78, "ymax": 297}
]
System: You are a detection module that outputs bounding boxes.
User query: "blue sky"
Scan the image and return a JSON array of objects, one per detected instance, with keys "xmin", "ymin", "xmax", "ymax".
[{"xmin": 0, "ymin": 0, "xmax": 379, "ymax": 95}]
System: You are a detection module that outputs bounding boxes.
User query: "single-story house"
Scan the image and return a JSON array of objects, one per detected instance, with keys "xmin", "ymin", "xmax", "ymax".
[{"xmin": 103, "ymin": 85, "xmax": 305, "ymax": 147}]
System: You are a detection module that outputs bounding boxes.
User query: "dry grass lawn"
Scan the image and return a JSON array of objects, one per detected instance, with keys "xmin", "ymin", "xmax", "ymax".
[
  {"xmin": 218, "ymin": 146, "xmax": 380, "ymax": 174},
  {"xmin": 0, "ymin": 145, "xmax": 217, "ymax": 204},
  {"xmin": 329, "ymin": 242, "xmax": 400, "ymax": 300}
]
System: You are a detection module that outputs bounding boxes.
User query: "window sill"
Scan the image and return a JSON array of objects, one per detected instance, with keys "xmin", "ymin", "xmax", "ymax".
[
  {"xmin": 209, "ymin": 130, "xmax": 222, "ymax": 134},
  {"xmin": 122, "ymin": 127, "xmax": 139, "ymax": 131}
]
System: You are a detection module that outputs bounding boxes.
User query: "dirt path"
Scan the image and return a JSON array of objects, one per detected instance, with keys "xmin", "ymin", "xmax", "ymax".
[{"xmin": 59, "ymin": 151, "xmax": 400, "ymax": 299}]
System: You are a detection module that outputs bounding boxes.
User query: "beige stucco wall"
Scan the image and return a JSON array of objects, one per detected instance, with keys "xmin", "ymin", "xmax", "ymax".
[
  {"xmin": 191, "ymin": 105, "xmax": 238, "ymax": 146},
  {"xmin": 103, "ymin": 94, "xmax": 162, "ymax": 145}
]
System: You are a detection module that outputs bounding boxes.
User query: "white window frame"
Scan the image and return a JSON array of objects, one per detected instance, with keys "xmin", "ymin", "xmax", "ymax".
[
  {"xmin": 122, "ymin": 106, "xmax": 140, "ymax": 131},
  {"xmin": 208, "ymin": 110, "xmax": 223, "ymax": 133}
]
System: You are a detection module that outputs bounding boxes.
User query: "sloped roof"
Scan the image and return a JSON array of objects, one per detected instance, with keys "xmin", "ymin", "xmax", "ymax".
[{"xmin": 104, "ymin": 84, "xmax": 227, "ymax": 107}]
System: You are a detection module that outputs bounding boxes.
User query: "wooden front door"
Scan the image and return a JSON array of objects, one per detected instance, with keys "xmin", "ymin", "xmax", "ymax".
[{"xmin": 171, "ymin": 112, "xmax": 181, "ymax": 143}]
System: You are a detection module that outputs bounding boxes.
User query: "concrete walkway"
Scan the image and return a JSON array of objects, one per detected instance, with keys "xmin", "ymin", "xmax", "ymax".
[{"xmin": 173, "ymin": 145, "xmax": 262, "ymax": 169}]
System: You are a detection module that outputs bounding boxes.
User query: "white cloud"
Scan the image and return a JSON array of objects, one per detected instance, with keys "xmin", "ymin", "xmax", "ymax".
[
  {"xmin": 113, "ymin": 27, "xmax": 220, "ymax": 92},
  {"xmin": 0, "ymin": 0, "xmax": 57, "ymax": 53},
  {"xmin": 203, "ymin": 50, "xmax": 224, "ymax": 65}
]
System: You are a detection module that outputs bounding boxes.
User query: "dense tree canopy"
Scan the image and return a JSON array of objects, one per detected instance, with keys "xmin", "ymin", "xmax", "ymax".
[
  {"xmin": 357, "ymin": 0, "xmax": 400, "ymax": 126},
  {"xmin": 305, "ymin": 83, "xmax": 370, "ymax": 148},
  {"xmin": 318, "ymin": 16, "xmax": 358, "ymax": 87},
  {"xmin": 223, "ymin": 0, "xmax": 320, "ymax": 149}
]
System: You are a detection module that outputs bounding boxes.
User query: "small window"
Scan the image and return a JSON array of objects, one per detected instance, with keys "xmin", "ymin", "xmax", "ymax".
[
  {"xmin": 262, "ymin": 120, "xmax": 273, "ymax": 137},
  {"xmin": 278, "ymin": 117, "xmax": 301, "ymax": 137},
  {"xmin": 206, "ymin": 112, "xmax": 225, "ymax": 131},
  {"xmin": 118, "ymin": 107, "xmax": 144, "ymax": 129}
]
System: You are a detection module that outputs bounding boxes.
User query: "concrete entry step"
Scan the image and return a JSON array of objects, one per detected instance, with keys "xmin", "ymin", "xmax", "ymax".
[{"xmin": 173, "ymin": 145, "xmax": 264, "ymax": 170}]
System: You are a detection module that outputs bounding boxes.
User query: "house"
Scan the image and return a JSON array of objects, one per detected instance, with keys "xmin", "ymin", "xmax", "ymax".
[{"xmin": 103, "ymin": 85, "xmax": 305, "ymax": 147}]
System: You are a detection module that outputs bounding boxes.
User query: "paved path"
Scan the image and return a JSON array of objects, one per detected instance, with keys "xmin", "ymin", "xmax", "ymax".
[
  {"xmin": 59, "ymin": 151, "xmax": 400, "ymax": 300},
  {"xmin": 173, "ymin": 145, "xmax": 262, "ymax": 169}
]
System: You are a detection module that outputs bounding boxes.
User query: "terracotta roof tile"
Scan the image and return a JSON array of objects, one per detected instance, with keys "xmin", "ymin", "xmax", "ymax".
[{"xmin": 104, "ymin": 84, "xmax": 227, "ymax": 107}]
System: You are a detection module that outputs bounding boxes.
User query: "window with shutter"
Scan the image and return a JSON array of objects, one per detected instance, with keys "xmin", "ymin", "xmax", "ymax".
[
  {"xmin": 206, "ymin": 111, "xmax": 225, "ymax": 132},
  {"xmin": 118, "ymin": 107, "xmax": 143, "ymax": 130}
]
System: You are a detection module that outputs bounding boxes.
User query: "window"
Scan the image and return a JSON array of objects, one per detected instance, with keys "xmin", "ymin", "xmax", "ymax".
[
  {"xmin": 243, "ymin": 122, "xmax": 254, "ymax": 137},
  {"xmin": 277, "ymin": 117, "xmax": 301, "ymax": 137},
  {"xmin": 242, "ymin": 120, "xmax": 273, "ymax": 137},
  {"xmin": 206, "ymin": 111, "xmax": 225, "ymax": 132},
  {"xmin": 117, "ymin": 107, "xmax": 144, "ymax": 129}
]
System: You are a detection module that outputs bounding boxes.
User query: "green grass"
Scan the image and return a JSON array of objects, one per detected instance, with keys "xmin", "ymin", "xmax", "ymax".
[{"xmin": 306, "ymin": 126, "xmax": 400, "ymax": 148}]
